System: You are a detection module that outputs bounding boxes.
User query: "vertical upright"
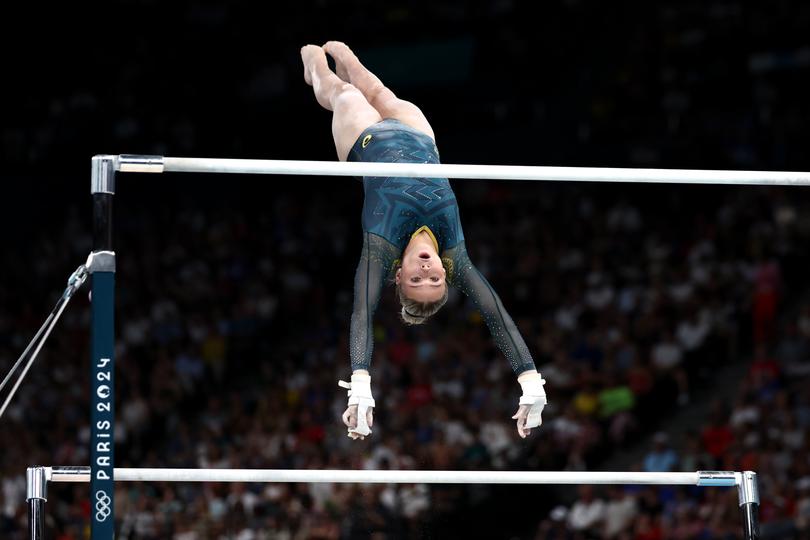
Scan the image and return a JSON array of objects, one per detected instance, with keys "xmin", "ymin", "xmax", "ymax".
[
  {"xmin": 26, "ymin": 466, "xmax": 47, "ymax": 540},
  {"xmin": 738, "ymin": 471, "xmax": 760, "ymax": 540},
  {"xmin": 89, "ymin": 156, "xmax": 117, "ymax": 538}
]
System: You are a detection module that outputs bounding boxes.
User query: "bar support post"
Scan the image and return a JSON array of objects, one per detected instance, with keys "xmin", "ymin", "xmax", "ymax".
[
  {"xmin": 738, "ymin": 471, "xmax": 760, "ymax": 540},
  {"xmin": 26, "ymin": 466, "xmax": 47, "ymax": 540},
  {"xmin": 89, "ymin": 156, "xmax": 117, "ymax": 538}
]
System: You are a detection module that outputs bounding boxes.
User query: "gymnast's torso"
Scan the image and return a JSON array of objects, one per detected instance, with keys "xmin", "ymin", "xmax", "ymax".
[
  {"xmin": 348, "ymin": 119, "xmax": 465, "ymax": 254},
  {"xmin": 346, "ymin": 119, "xmax": 535, "ymax": 376}
]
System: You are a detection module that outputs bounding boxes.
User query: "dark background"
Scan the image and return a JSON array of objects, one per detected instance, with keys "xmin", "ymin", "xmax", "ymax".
[{"xmin": 1, "ymin": 1, "xmax": 810, "ymax": 538}]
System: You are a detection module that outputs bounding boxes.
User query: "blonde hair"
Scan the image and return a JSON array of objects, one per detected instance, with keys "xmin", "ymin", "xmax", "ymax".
[{"xmin": 396, "ymin": 284, "xmax": 449, "ymax": 325}]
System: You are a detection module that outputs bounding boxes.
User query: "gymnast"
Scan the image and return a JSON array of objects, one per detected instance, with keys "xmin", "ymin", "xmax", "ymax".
[{"xmin": 301, "ymin": 42, "xmax": 547, "ymax": 440}]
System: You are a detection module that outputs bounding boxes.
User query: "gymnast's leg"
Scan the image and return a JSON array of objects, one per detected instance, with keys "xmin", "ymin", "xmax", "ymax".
[
  {"xmin": 301, "ymin": 44, "xmax": 383, "ymax": 161},
  {"xmin": 323, "ymin": 41, "xmax": 436, "ymax": 141}
]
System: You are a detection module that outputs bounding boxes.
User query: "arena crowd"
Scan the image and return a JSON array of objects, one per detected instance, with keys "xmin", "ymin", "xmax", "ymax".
[{"xmin": 2, "ymin": 179, "xmax": 809, "ymax": 538}]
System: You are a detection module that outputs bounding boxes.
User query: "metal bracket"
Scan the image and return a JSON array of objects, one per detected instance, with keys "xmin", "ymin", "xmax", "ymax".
[
  {"xmin": 91, "ymin": 155, "xmax": 117, "ymax": 195},
  {"xmin": 697, "ymin": 471, "xmax": 739, "ymax": 487},
  {"xmin": 26, "ymin": 466, "xmax": 48, "ymax": 501},
  {"xmin": 87, "ymin": 251, "xmax": 116, "ymax": 274},
  {"xmin": 738, "ymin": 471, "xmax": 759, "ymax": 506},
  {"xmin": 118, "ymin": 154, "xmax": 165, "ymax": 173}
]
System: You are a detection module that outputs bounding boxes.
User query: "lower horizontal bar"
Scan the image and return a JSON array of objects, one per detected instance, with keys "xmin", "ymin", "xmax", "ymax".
[
  {"xmin": 46, "ymin": 467, "xmax": 719, "ymax": 485},
  {"xmin": 153, "ymin": 157, "xmax": 810, "ymax": 186}
]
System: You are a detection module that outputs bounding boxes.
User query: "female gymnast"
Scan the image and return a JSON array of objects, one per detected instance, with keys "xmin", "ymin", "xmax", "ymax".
[{"xmin": 301, "ymin": 42, "xmax": 547, "ymax": 440}]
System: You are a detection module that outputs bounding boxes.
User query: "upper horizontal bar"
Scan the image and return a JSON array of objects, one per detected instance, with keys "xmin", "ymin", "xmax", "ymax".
[
  {"xmin": 110, "ymin": 154, "xmax": 810, "ymax": 186},
  {"xmin": 46, "ymin": 466, "xmax": 739, "ymax": 486}
]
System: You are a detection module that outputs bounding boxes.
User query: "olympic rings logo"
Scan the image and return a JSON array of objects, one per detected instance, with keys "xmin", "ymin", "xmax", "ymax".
[{"xmin": 95, "ymin": 490, "xmax": 112, "ymax": 522}]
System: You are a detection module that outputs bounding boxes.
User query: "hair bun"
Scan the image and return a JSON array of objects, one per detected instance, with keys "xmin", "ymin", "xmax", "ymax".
[
  {"xmin": 400, "ymin": 306, "xmax": 420, "ymax": 325},
  {"xmin": 397, "ymin": 286, "xmax": 449, "ymax": 326}
]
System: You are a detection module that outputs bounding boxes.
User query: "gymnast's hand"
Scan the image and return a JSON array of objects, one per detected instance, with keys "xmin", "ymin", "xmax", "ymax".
[
  {"xmin": 341, "ymin": 404, "xmax": 374, "ymax": 440},
  {"xmin": 338, "ymin": 371, "xmax": 375, "ymax": 440},
  {"xmin": 512, "ymin": 370, "xmax": 547, "ymax": 438}
]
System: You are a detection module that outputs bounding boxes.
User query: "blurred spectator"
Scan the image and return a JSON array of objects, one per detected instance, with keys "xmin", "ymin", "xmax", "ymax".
[
  {"xmin": 603, "ymin": 487, "xmax": 637, "ymax": 539},
  {"xmin": 643, "ymin": 432, "xmax": 678, "ymax": 473},
  {"xmin": 566, "ymin": 485, "xmax": 605, "ymax": 536},
  {"xmin": 752, "ymin": 254, "xmax": 781, "ymax": 344}
]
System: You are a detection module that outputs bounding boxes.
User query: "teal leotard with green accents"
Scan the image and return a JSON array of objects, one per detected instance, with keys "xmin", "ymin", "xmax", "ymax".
[{"xmin": 347, "ymin": 119, "xmax": 536, "ymax": 376}]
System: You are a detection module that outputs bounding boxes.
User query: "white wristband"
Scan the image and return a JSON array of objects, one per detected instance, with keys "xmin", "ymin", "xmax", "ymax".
[
  {"xmin": 518, "ymin": 371, "xmax": 547, "ymax": 429},
  {"xmin": 338, "ymin": 372, "xmax": 375, "ymax": 436},
  {"xmin": 518, "ymin": 371, "xmax": 547, "ymax": 405}
]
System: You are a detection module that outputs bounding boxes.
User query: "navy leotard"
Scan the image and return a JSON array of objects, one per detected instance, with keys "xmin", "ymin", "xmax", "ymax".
[
  {"xmin": 349, "ymin": 119, "xmax": 464, "ymax": 252},
  {"xmin": 347, "ymin": 119, "xmax": 536, "ymax": 375}
]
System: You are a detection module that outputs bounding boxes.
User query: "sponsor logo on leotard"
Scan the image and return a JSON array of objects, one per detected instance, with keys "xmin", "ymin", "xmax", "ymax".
[{"xmin": 362, "ymin": 134, "xmax": 373, "ymax": 148}]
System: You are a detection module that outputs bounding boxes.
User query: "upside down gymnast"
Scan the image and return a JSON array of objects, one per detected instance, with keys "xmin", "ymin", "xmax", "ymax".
[{"xmin": 301, "ymin": 41, "xmax": 547, "ymax": 440}]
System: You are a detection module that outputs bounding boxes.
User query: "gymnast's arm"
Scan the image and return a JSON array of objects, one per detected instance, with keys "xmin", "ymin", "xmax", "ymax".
[
  {"xmin": 339, "ymin": 232, "xmax": 398, "ymax": 439},
  {"xmin": 445, "ymin": 242, "xmax": 547, "ymax": 437},
  {"xmin": 446, "ymin": 242, "xmax": 536, "ymax": 374}
]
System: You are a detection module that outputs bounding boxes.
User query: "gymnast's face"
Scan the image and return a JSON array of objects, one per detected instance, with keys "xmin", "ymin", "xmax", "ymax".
[{"xmin": 396, "ymin": 248, "xmax": 447, "ymax": 303}]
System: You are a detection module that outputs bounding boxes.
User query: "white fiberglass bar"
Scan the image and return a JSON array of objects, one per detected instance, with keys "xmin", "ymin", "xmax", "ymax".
[
  {"xmin": 119, "ymin": 156, "xmax": 810, "ymax": 186},
  {"xmin": 45, "ymin": 466, "xmax": 742, "ymax": 486}
]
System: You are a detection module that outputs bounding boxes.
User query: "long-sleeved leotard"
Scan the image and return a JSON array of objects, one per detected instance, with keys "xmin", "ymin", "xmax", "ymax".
[{"xmin": 347, "ymin": 119, "xmax": 536, "ymax": 375}]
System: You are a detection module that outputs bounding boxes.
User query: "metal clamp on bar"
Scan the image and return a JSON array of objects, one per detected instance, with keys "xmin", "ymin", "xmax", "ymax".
[
  {"xmin": 50, "ymin": 466, "xmax": 90, "ymax": 483},
  {"xmin": 91, "ymin": 155, "xmax": 117, "ymax": 194},
  {"xmin": 738, "ymin": 471, "xmax": 759, "ymax": 506},
  {"xmin": 86, "ymin": 251, "xmax": 116, "ymax": 274},
  {"xmin": 65, "ymin": 264, "xmax": 89, "ymax": 298},
  {"xmin": 697, "ymin": 471, "xmax": 740, "ymax": 487},
  {"xmin": 117, "ymin": 154, "xmax": 165, "ymax": 173},
  {"xmin": 26, "ymin": 467, "xmax": 48, "ymax": 502}
]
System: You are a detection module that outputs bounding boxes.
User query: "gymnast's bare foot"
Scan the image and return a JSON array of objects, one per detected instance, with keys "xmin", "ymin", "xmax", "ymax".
[
  {"xmin": 323, "ymin": 41, "xmax": 356, "ymax": 83},
  {"xmin": 301, "ymin": 44, "xmax": 325, "ymax": 86}
]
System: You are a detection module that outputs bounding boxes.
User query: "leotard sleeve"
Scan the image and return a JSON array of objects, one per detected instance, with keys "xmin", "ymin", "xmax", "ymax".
[
  {"xmin": 349, "ymin": 232, "xmax": 399, "ymax": 372},
  {"xmin": 444, "ymin": 242, "xmax": 537, "ymax": 375}
]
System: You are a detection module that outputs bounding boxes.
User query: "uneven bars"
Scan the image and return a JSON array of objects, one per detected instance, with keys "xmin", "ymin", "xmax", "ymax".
[
  {"xmin": 108, "ymin": 154, "xmax": 810, "ymax": 186},
  {"xmin": 43, "ymin": 466, "xmax": 742, "ymax": 486}
]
